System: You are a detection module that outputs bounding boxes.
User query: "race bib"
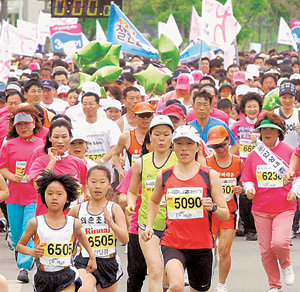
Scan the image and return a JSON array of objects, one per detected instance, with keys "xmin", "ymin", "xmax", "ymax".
[
  {"xmin": 221, "ymin": 178, "xmax": 237, "ymax": 201},
  {"xmin": 131, "ymin": 154, "xmax": 140, "ymax": 166},
  {"xmin": 15, "ymin": 161, "xmax": 27, "ymax": 183},
  {"xmin": 41, "ymin": 242, "xmax": 73, "ymax": 266},
  {"xmin": 85, "ymin": 153, "xmax": 105, "ymax": 162},
  {"xmin": 256, "ymin": 165, "xmax": 283, "ymax": 188},
  {"xmin": 166, "ymin": 187, "xmax": 203, "ymax": 219},
  {"xmin": 239, "ymin": 139, "xmax": 256, "ymax": 158},
  {"xmin": 145, "ymin": 179, "xmax": 165, "ymax": 205},
  {"xmin": 81, "ymin": 232, "xmax": 115, "ymax": 258}
]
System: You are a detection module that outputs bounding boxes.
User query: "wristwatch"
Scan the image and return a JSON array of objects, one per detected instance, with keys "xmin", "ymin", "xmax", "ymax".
[{"xmin": 211, "ymin": 203, "xmax": 218, "ymax": 212}]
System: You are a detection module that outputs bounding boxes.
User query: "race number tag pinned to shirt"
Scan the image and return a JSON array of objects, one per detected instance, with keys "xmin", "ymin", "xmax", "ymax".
[
  {"xmin": 220, "ymin": 178, "xmax": 237, "ymax": 201},
  {"xmin": 85, "ymin": 153, "xmax": 105, "ymax": 162},
  {"xmin": 166, "ymin": 187, "xmax": 203, "ymax": 219},
  {"xmin": 256, "ymin": 165, "xmax": 283, "ymax": 188},
  {"xmin": 15, "ymin": 161, "xmax": 27, "ymax": 183},
  {"xmin": 42, "ymin": 242, "xmax": 73, "ymax": 267},
  {"xmin": 239, "ymin": 139, "xmax": 256, "ymax": 158},
  {"xmin": 145, "ymin": 179, "xmax": 165, "ymax": 205}
]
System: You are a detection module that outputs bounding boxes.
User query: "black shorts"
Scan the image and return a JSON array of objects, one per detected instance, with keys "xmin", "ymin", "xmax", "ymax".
[
  {"xmin": 74, "ymin": 253, "xmax": 123, "ymax": 288},
  {"xmin": 33, "ymin": 266, "xmax": 82, "ymax": 292},
  {"xmin": 138, "ymin": 223, "xmax": 165, "ymax": 240},
  {"xmin": 161, "ymin": 245, "xmax": 212, "ymax": 291}
]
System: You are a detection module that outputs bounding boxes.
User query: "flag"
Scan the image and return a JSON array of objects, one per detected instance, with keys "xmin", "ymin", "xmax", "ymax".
[
  {"xmin": 107, "ymin": 3, "xmax": 159, "ymax": 58},
  {"xmin": 277, "ymin": 17, "xmax": 297, "ymax": 51},
  {"xmin": 96, "ymin": 20, "xmax": 106, "ymax": 42},
  {"xmin": 189, "ymin": 6, "xmax": 202, "ymax": 42},
  {"xmin": 0, "ymin": 21, "xmax": 11, "ymax": 82},
  {"xmin": 291, "ymin": 19, "xmax": 300, "ymax": 46},
  {"xmin": 201, "ymin": 0, "xmax": 241, "ymax": 50},
  {"xmin": 180, "ymin": 41, "xmax": 212, "ymax": 63},
  {"xmin": 158, "ymin": 14, "xmax": 182, "ymax": 47}
]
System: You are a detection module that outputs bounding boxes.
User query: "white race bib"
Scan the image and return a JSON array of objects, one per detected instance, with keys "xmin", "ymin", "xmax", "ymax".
[
  {"xmin": 220, "ymin": 178, "xmax": 237, "ymax": 201},
  {"xmin": 256, "ymin": 165, "xmax": 283, "ymax": 188}
]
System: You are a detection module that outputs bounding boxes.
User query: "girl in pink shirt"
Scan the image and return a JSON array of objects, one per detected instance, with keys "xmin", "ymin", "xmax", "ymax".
[
  {"xmin": 0, "ymin": 105, "xmax": 44, "ymax": 282},
  {"xmin": 241, "ymin": 112, "xmax": 296, "ymax": 291},
  {"xmin": 28, "ymin": 119, "xmax": 87, "ymax": 216}
]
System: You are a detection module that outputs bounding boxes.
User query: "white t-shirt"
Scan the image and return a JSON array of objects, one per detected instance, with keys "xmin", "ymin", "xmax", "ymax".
[
  {"xmin": 73, "ymin": 117, "xmax": 121, "ymax": 173},
  {"xmin": 40, "ymin": 98, "xmax": 69, "ymax": 115},
  {"xmin": 274, "ymin": 107, "xmax": 300, "ymax": 149},
  {"xmin": 65, "ymin": 103, "xmax": 106, "ymax": 125}
]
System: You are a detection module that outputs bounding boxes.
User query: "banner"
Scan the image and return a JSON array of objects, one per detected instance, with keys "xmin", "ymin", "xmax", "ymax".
[
  {"xmin": 189, "ymin": 6, "xmax": 202, "ymax": 42},
  {"xmin": 201, "ymin": 0, "xmax": 241, "ymax": 50},
  {"xmin": 291, "ymin": 19, "xmax": 300, "ymax": 47},
  {"xmin": 107, "ymin": 3, "xmax": 159, "ymax": 58},
  {"xmin": 50, "ymin": 23, "xmax": 83, "ymax": 52},
  {"xmin": 0, "ymin": 21, "xmax": 11, "ymax": 82},
  {"xmin": 277, "ymin": 17, "xmax": 297, "ymax": 51},
  {"xmin": 158, "ymin": 14, "xmax": 182, "ymax": 48},
  {"xmin": 96, "ymin": 20, "xmax": 106, "ymax": 42},
  {"xmin": 9, "ymin": 24, "xmax": 39, "ymax": 56},
  {"xmin": 180, "ymin": 41, "xmax": 212, "ymax": 63}
]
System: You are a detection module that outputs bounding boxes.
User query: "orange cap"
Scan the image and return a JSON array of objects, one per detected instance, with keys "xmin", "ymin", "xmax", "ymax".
[
  {"xmin": 207, "ymin": 125, "xmax": 229, "ymax": 145},
  {"xmin": 134, "ymin": 102, "xmax": 154, "ymax": 114}
]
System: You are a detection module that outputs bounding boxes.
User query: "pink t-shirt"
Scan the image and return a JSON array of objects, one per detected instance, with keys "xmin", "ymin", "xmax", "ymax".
[
  {"xmin": 0, "ymin": 106, "xmax": 8, "ymax": 119},
  {"xmin": 0, "ymin": 136, "xmax": 44, "ymax": 205},
  {"xmin": 157, "ymin": 90, "xmax": 179, "ymax": 110},
  {"xmin": 116, "ymin": 167, "xmax": 142, "ymax": 235},
  {"xmin": 241, "ymin": 141, "xmax": 296, "ymax": 213},
  {"xmin": 0, "ymin": 114, "xmax": 9, "ymax": 148},
  {"xmin": 187, "ymin": 107, "xmax": 229, "ymax": 124},
  {"xmin": 28, "ymin": 154, "xmax": 87, "ymax": 215},
  {"xmin": 36, "ymin": 127, "xmax": 48, "ymax": 142}
]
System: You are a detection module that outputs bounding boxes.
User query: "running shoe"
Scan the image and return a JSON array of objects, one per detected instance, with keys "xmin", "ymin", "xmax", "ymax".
[
  {"xmin": 215, "ymin": 283, "xmax": 228, "ymax": 292},
  {"xmin": 6, "ymin": 231, "xmax": 15, "ymax": 251},
  {"xmin": 184, "ymin": 270, "xmax": 189, "ymax": 286},
  {"xmin": 246, "ymin": 232, "xmax": 257, "ymax": 241},
  {"xmin": 282, "ymin": 266, "xmax": 295, "ymax": 286},
  {"xmin": 267, "ymin": 288, "xmax": 282, "ymax": 292},
  {"xmin": 0, "ymin": 218, "xmax": 7, "ymax": 232},
  {"xmin": 17, "ymin": 268, "xmax": 29, "ymax": 283}
]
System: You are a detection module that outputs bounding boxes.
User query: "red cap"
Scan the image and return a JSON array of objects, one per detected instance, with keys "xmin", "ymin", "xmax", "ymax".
[{"xmin": 163, "ymin": 105, "xmax": 185, "ymax": 119}]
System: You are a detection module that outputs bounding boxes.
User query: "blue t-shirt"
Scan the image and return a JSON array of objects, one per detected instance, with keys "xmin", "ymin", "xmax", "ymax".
[{"xmin": 189, "ymin": 117, "xmax": 237, "ymax": 144}]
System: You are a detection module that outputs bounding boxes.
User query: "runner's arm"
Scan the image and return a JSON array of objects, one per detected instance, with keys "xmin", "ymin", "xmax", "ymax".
[
  {"xmin": 0, "ymin": 174, "xmax": 9, "ymax": 202},
  {"xmin": 68, "ymin": 205, "xmax": 80, "ymax": 218}
]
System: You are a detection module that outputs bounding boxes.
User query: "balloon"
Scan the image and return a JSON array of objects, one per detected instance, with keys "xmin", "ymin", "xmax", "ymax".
[
  {"xmin": 158, "ymin": 34, "xmax": 180, "ymax": 72},
  {"xmin": 134, "ymin": 64, "xmax": 170, "ymax": 95},
  {"xmin": 78, "ymin": 72, "xmax": 92, "ymax": 90},
  {"xmin": 94, "ymin": 45, "xmax": 121, "ymax": 69},
  {"xmin": 262, "ymin": 88, "xmax": 281, "ymax": 110},
  {"xmin": 100, "ymin": 87, "xmax": 107, "ymax": 98},
  {"xmin": 77, "ymin": 41, "xmax": 111, "ymax": 62},
  {"xmin": 90, "ymin": 66, "xmax": 123, "ymax": 86}
]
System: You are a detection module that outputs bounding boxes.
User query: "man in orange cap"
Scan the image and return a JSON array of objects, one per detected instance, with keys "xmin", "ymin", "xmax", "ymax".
[
  {"xmin": 113, "ymin": 101, "xmax": 154, "ymax": 181},
  {"xmin": 206, "ymin": 125, "xmax": 244, "ymax": 292}
]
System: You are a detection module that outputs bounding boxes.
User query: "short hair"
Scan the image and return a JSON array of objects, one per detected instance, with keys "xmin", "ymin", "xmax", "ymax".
[
  {"xmin": 292, "ymin": 60, "xmax": 300, "ymax": 66},
  {"xmin": 190, "ymin": 84, "xmax": 202, "ymax": 94},
  {"xmin": 52, "ymin": 59, "xmax": 68, "ymax": 69},
  {"xmin": 265, "ymin": 58, "xmax": 278, "ymax": 67},
  {"xmin": 121, "ymin": 72, "xmax": 136, "ymax": 83},
  {"xmin": 53, "ymin": 71, "xmax": 68, "ymax": 79},
  {"xmin": 227, "ymin": 64, "xmax": 240, "ymax": 72},
  {"xmin": 123, "ymin": 86, "xmax": 140, "ymax": 98},
  {"xmin": 7, "ymin": 105, "xmax": 43, "ymax": 139},
  {"xmin": 254, "ymin": 112, "xmax": 286, "ymax": 141},
  {"xmin": 81, "ymin": 92, "xmax": 100, "ymax": 104},
  {"xmin": 210, "ymin": 59, "xmax": 222, "ymax": 68},
  {"xmin": 200, "ymin": 76, "xmax": 216, "ymax": 86},
  {"xmin": 255, "ymin": 56, "xmax": 264, "ymax": 61},
  {"xmin": 193, "ymin": 91, "xmax": 213, "ymax": 104},
  {"xmin": 261, "ymin": 74, "xmax": 277, "ymax": 85},
  {"xmin": 201, "ymin": 57, "xmax": 210, "ymax": 63},
  {"xmin": 87, "ymin": 165, "xmax": 111, "ymax": 182},
  {"xmin": 6, "ymin": 90, "xmax": 25, "ymax": 103},
  {"xmin": 51, "ymin": 114, "xmax": 72, "ymax": 124},
  {"xmin": 199, "ymin": 83, "xmax": 220, "ymax": 99},
  {"xmin": 36, "ymin": 170, "xmax": 79, "ymax": 211},
  {"xmin": 40, "ymin": 67, "xmax": 52, "ymax": 73},
  {"xmin": 24, "ymin": 79, "xmax": 43, "ymax": 93},
  {"xmin": 217, "ymin": 98, "xmax": 232, "ymax": 110},
  {"xmin": 240, "ymin": 92, "xmax": 263, "ymax": 114}
]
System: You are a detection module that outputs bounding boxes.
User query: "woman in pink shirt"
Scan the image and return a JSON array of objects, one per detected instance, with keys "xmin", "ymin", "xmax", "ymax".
[
  {"xmin": 241, "ymin": 112, "xmax": 296, "ymax": 292},
  {"xmin": 0, "ymin": 105, "xmax": 44, "ymax": 283},
  {"xmin": 28, "ymin": 119, "xmax": 87, "ymax": 216}
]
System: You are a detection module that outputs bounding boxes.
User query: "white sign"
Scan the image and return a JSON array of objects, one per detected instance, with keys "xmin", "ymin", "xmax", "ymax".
[{"xmin": 0, "ymin": 21, "xmax": 11, "ymax": 82}]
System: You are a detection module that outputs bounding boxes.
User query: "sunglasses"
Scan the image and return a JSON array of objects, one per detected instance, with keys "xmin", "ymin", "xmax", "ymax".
[
  {"xmin": 211, "ymin": 141, "xmax": 227, "ymax": 149},
  {"xmin": 136, "ymin": 113, "xmax": 153, "ymax": 119}
]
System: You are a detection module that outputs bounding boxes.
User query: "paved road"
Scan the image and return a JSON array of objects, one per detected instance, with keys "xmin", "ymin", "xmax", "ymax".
[{"xmin": 1, "ymin": 233, "xmax": 300, "ymax": 291}]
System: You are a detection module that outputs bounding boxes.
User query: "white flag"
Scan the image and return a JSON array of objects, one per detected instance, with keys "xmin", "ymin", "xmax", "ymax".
[
  {"xmin": 81, "ymin": 32, "xmax": 90, "ymax": 46},
  {"xmin": 189, "ymin": 6, "xmax": 202, "ymax": 42},
  {"xmin": 201, "ymin": 0, "xmax": 241, "ymax": 50},
  {"xmin": 0, "ymin": 21, "xmax": 11, "ymax": 82},
  {"xmin": 96, "ymin": 20, "xmax": 106, "ymax": 42},
  {"xmin": 158, "ymin": 14, "xmax": 182, "ymax": 47},
  {"xmin": 224, "ymin": 44, "xmax": 236, "ymax": 70},
  {"xmin": 277, "ymin": 17, "xmax": 297, "ymax": 51}
]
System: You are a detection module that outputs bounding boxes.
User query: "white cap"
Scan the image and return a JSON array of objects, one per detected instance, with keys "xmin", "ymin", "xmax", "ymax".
[
  {"xmin": 70, "ymin": 130, "xmax": 88, "ymax": 143},
  {"xmin": 265, "ymin": 68, "xmax": 280, "ymax": 75},
  {"xmin": 147, "ymin": 95, "xmax": 160, "ymax": 102},
  {"xmin": 236, "ymin": 84, "xmax": 251, "ymax": 96},
  {"xmin": 57, "ymin": 85, "xmax": 71, "ymax": 96},
  {"xmin": 247, "ymin": 87, "xmax": 264, "ymax": 96},
  {"xmin": 290, "ymin": 73, "xmax": 300, "ymax": 81},
  {"xmin": 134, "ymin": 84, "xmax": 146, "ymax": 97},
  {"xmin": 82, "ymin": 81, "xmax": 101, "ymax": 97},
  {"xmin": 277, "ymin": 77, "xmax": 288, "ymax": 87},
  {"xmin": 172, "ymin": 125, "xmax": 200, "ymax": 143},
  {"xmin": 150, "ymin": 115, "xmax": 173, "ymax": 130},
  {"xmin": 246, "ymin": 64, "xmax": 260, "ymax": 78},
  {"xmin": 104, "ymin": 99, "xmax": 122, "ymax": 111}
]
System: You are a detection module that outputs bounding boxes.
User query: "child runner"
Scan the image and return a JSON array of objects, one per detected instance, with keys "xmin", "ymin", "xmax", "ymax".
[
  {"xmin": 127, "ymin": 115, "xmax": 177, "ymax": 292},
  {"xmin": 206, "ymin": 126, "xmax": 244, "ymax": 292},
  {"xmin": 17, "ymin": 170, "xmax": 96, "ymax": 292},
  {"xmin": 143, "ymin": 125, "xmax": 229, "ymax": 292},
  {"xmin": 68, "ymin": 165, "xmax": 128, "ymax": 292}
]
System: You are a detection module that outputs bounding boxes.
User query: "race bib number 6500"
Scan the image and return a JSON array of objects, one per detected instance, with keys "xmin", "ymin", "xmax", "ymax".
[{"xmin": 166, "ymin": 187, "xmax": 203, "ymax": 219}]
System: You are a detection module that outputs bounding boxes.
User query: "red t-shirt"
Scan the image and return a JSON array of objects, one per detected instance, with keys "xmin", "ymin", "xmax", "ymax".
[{"xmin": 160, "ymin": 165, "xmax": 213, "ymax": 249}]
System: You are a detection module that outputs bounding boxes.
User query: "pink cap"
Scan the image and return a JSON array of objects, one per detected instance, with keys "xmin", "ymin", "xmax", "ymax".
[
  {"xmin": 29, "ymin": 62, "xmax": 40, "ymax": 71},
  {"xmin": 175, "ymin": 73, "xmax": 193, "ymax": 90},
  {"xmin": 233, "ymin": 71, "xmax": 246, "ymax": 84},
  {"xmin": 191, "ymin": 70, "xmax": 203, "ymax": 84}
]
